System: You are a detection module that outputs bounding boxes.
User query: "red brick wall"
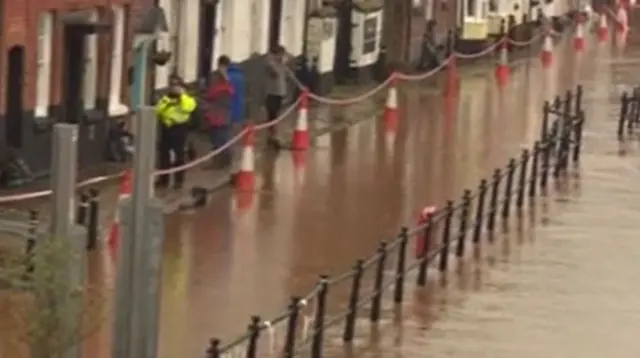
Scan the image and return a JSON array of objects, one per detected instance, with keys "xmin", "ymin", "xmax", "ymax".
[{"xmin": 0, "ymin": 0, "xmax": 154, "ymax": 114}]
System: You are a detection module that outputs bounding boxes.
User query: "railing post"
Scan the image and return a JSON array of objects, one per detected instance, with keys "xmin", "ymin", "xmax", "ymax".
[
  {"xmin": 283, "ymin": 297, "xmax": 301, "ymax": 358},
  {"xmin": 540, "ymin": 139, "xmax": 551, "ymax": 192},
  {"xmin": 501, "ymin": 159, "xmax": 516, "ymax": 220},
  {"xmin": 416, "ymin": 215, "xmax": 433, "ymax": 286},
  {"xmin": 25, "ymin": 210, "xmax": 38, "ymax": 274},
  {"xmin": 311, "ymin": 275, "xmax": 329, "ymax": 358},
  {"xmin": 439, "ymin": 201, "xmax": 454, "ymax": 273},
  {"xmin": 516, "ymin": 149, "xmax": 529, "ymax": 210},
  {"xmin": 86, "ymin": 189, "xmax": 99, "ymax": 250},
  {"xmin": 343, "ymin": 260, "xmax": 364, "ymax": 342},
  {"xmin": 575, "ymin": 85, "xmax": 583, "ymax": 115},
  {"xmin": 564, "ymin": 89, "xmax": 573, "ymax": 119},
  {"xmin": 370, "ymin": 241, "xmax": 387, "ymax": 322},
  {"xmin": 206, "ymin": 338, "xmax": 220, "ymax": 358},
  {"xmin": 246, "ymin": 315, "xmax": 261, "ymax": 358},
  {"xmin": 455, "ymin": 190, "xmax": 471, "ymax": 257},
  {"xmin": 529, "ymin": 142, "xmax": 540, "ymax": 199},
  {"xmin": 76, "ymin": 192, "xmax": 89, "ymax": 225},
  {"xmin": 472, "ymin": 180, "xmax": 487, "ymax": 244},
  {"xmin": 393, "ymin": 228, "xmax": 408, "ymax": 303},
  {"xmin": 618, "ymin": 91, "xmax": 628, "ymax": 139},
  {"xmin": 572, "ymin": 111, "xmax": 584, "ymax": 165},
  {"xmin": 486, "ymin": 169, "xmax": 501, "ymax": 238},
  {"xmin": 541, "ymin": 101, "xmax": 550, "ymax": 141}
]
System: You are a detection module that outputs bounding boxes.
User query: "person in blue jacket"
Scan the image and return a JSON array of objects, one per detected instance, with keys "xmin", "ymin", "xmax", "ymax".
[{"xmin": 217, "ymin": 56, "xmax": 245, "ymax": 129}]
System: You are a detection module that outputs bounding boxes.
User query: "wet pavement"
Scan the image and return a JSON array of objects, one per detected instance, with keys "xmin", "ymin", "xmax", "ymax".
[{"xmin": 3, "ymin": 21, "xmax": 640, "ymax": 358}]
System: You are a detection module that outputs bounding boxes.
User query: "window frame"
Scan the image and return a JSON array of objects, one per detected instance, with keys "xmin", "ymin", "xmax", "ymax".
[
  {"xmin": 35, "ymin": 12, "xmax": 54, "ymax": 118},
  {"xmin": 83, "ymin": 9, "xmax": 99, "ymax": 110},
  {"xmin": 108, "ymin": 5, "xmax": 129, "ymax": 116}
]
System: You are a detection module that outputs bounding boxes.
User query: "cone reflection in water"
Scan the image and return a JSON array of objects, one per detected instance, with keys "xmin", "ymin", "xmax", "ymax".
[
  {"xmin": 444, "ymin": 57, "xmax": 458, "ymax": 95},
  {"xmin": 540, "ymin": 33, "xmax": 553, "ymax": 67},
  {"xmin": 107, "ymin": 169, "xmax": 133, "ymax": 252},
  {"xmin": 292, "ymin": 151, "xmax": 307, "ymax": 187}
]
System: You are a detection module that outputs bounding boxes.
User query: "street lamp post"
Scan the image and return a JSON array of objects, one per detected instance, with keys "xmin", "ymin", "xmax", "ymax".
[{"xmin": 112, "ymin": 6, "xmax": 170, "ymax": 358}]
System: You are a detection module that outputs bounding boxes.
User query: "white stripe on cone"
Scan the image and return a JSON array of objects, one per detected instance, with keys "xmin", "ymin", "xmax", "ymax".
[{"xmin": 386, "ymin": 85, "xmax": 397, "ymax": 109}]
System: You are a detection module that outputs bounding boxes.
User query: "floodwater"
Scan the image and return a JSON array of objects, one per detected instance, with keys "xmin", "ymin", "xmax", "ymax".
[{"xmin": 3, "ymin": 22, "xmax": 639, "ymax": 358}]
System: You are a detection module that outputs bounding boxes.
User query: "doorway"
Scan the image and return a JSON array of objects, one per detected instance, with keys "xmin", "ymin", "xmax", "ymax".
[
  {"xmin": 268, "ymin": 0, "xmax": 282, "ymax": 51},
  {"xmin": 5, "ymin": 46, "xmax": 25, "ymax": 149},
  {"xmin": 61, "ymin": 25, "xmax": 86, "ymax": 123},
  {"xmin": 198, "ymin": 0, "xmax": 218, "ymax": 81}
]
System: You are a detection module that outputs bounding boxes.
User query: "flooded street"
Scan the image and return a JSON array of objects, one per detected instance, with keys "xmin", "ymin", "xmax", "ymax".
[{"xmin": 15, "ymin": 22, "xmax": 640, "ymax": 358}]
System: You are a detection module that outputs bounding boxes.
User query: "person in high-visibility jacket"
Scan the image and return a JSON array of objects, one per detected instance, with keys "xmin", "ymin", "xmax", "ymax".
[{"xmin": 154, "ymin": 85, "xmax": 197, "ymax": 189}]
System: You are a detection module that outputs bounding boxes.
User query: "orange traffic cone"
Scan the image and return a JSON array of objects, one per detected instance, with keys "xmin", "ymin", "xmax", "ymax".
[
  {"xmin": 235, "ymin": 125, "xmax": 256, "ymax": 191},
  {"xmin": 597, "ymin": 12, "xmax": 609, "ymax": 41},
  {"xmin": 495, "ymin": 39, "xmax": 509, "ymax": 86},
  {"xmin": 107, "ymin": 169, "xmax": 132, "ymax": 250},
  {"xmin": 383, "ymin": 74, "xmax": 399, "ymax": 128},
  {"xmin": 292, "ymin": 89, "xmax": 310, "ymax": 150},
  {"xmin": 573, "ymin": 14, "xmax": 586, "ymax": 51},
  {"xmin": 540, "ymin": 29, "xmax": 553, "ymax": 68}
]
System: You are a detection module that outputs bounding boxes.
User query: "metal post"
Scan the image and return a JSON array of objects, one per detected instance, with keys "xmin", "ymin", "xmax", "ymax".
[
  {"xmin": 112, "ymin": 106, "xmax": 164, "ymax": 358},
  {"xmin": 50, "ymin": 123, "xmax": 86, "ymax": 358}
]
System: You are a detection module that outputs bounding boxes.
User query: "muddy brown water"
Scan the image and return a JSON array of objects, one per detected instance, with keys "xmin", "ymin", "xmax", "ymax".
[{"xmin": 3, "ymin": 26, "xmax": 640, "ymax": 358}]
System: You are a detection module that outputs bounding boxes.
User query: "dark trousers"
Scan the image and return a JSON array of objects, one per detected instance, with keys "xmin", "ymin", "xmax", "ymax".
[
  {"xmin": 157, "ymin": 125, "xmax": 187, "ymax": 185},
  {"xmin": 265, "ymin": 94, "xmax": 284, "ymax": 138},
  {"xmin": 209, "ymin": 124, "xmax": 231, "ymax": 167}
]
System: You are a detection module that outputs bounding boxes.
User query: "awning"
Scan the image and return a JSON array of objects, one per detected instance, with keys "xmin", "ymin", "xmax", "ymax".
[{"xmin": 135, "ymin": 6, "xmax": 169, "ymax": 34}]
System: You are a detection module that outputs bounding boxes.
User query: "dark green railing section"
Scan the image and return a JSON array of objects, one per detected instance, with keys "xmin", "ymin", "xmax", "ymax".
[
  {"xmin": 204, "ymin": 85, "xmax": 585, "ymax": 358},
  {"xmin": 617, "ymin": 87, "xmax": 640, "ymax": 139}
]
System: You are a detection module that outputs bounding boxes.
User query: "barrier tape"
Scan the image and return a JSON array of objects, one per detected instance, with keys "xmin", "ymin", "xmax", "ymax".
[{"xmin": 0, "ymin": 25, "xmax": 574, "ymax": 204}]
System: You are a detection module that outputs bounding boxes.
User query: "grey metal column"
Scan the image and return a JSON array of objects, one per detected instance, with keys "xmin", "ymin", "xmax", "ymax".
[
  {"xmin": 50, "ymin": 123, "xmax": 86, "ymax": 358},
  {"xmin": 112, "ymin": 106, "xmax": 165, "ymax": 358}
]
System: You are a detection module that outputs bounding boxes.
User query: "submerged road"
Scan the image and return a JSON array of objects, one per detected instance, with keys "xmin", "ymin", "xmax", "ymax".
[{"xmin": 18, "ymin": 26, "xmax": 633, "ymax": 358}]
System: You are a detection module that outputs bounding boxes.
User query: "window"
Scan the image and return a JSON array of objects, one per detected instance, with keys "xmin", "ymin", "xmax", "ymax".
[
  {"xmin": 35, "ymin": 12, "xmax": 53, "ymax": 118},
  {"xmin": 109, "ymin": 5, "xmax": 128, "ymax": 116},
  {"xmin": 466, "ymin": 0, "xmax": 477, "ymax": 16},
  {"xmin": 83, "ymin": 10, "xmax": 98, "ymax": 110}
]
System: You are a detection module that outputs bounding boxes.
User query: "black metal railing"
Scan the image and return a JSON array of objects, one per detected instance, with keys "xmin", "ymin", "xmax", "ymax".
[
  {"xmin": 617, "ymin": 87, "xmax": 640, "ymax": 139},
  {"xmin": 204, "ymin": 85, "xmax": 585, "ymax": 358}
]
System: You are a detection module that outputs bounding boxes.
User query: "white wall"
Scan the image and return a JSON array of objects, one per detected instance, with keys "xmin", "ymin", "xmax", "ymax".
[
  {"xmin": 351, "ymin": 9, "xmax": 383, "ymax": 68},
  {"xmin": 279, "ymin": 0, "xmax": 305, "ymax": 57},
  {"xmin": 306, "ymin": 16, "xmax": 337, "ymax": 74}
]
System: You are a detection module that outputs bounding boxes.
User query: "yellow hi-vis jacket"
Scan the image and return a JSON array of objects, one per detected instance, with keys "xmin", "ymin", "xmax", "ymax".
[{"xmin": 154, "ymin": 93, "xmax": 197, "ymax": 127}]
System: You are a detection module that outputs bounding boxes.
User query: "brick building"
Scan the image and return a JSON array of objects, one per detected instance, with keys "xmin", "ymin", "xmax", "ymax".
[{"xmin": 0, "ymin": 0, "xmax": 153, "ymax": 176}]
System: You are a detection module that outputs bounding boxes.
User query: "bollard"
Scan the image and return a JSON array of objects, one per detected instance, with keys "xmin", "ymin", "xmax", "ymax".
[
  {"xmin": 501, "ymin": 159, "xmax": 517, "ymax": 220},
  {"xmin": 618, "ymin": 92, "xmax": 628, "ymax": 138},
  {"xmin": 439, "ymin": 201, "xmax": 454, "ymax": 272},
  {"xmin": 540, "ymin": 140, "xmax": 551, "ymax": 192},
  {"xmin": 246, "ymin": 315, "xmax": 261, "ymax": 358},
  {"xmin": 486, "ymin": 169, "xmax": 501, "ymax": 236},
  {"xmin": 572, "ymin": 111, "xmax": 584, "ymax": 164},
  {"xmin": 564, "ymin": 89, "xmax": 573, "ymax": 118},
  {"xmin": 370, "ymin": 241, "xmax": 387, "ymax": 322},
  {"xmin": 627, "ymin": 89, "xmax": 637, "ymax": 134},
  {"xmin": 76, "ymin": 192, "xmax": 89, "ymax": 225},
  {"xmin": 455, "ymin": 190, "xmax": 471, "ymax": 257},
  {"xmin": 472, "ymin": 180, "xmax": 487, "ymax": 244},
  {"xmin": 283, "ymin": 297, "xmax": 301, "ymax": 358},
  {"xmin": 553, "ymin": 95, "xmax": 561, "ymax": 111},
  {"xmin": 575, "ymin": 85, "xmax": 583, "ymax": 115},
  {"xmin": 541, "ymin": 101, "xmax": 550, "ymax": 141},
  {"xmin": 25, "ymin": 210, "xmax": 38, "ymax": 274},
  {"xmin": 394, "ymin": 228, "xmax": 408, "ymax": 303},
  {"xmin": 86, "ymin": 189, "xmax": 99, "ymax": 250},
  {"xmin": 416, "ymin": 214, "xmax": 433, "ymax": 286},
  {"xmin": 529, "ymin": 142, "xmax": 540, "ymax": 198},
  {"xmin": 206, "ymin": 338, "xmax": 220, "ymax": 358},
  {"xmin": 516, "ymin": 149, "xmax": 529, "ymax": 210},
  {"xmin": 343, "ymin": 260, "xmax": 364, "ymax": 342},
  {"xmin": 633, "ymin": 87, "xmax": 640, "ymax": 125},
  {"xmin": 311, "ymin": 276, "xmax": 329, "ymax": 358}
]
